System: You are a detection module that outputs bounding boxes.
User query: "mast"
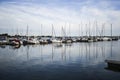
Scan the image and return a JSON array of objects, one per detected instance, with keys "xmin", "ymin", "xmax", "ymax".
[
  {"xmin": 104, "ymin": 23, "xmax": 105, "ymax": 37},
  {"xmin": 101, "ymin": 24, "xmax": 104, "ymax": 37},
  {"xmin": 111, "ymin": 24, "xmax": 112, "ymax": 38},
  {"xmin": 95, "ymin": 21, "xmax": 98, "ymax": 37},
  {"xmin": 27, "ymin": 25, "xmax": 28, "ymax": 36},
  {"xmin": 16, "ymin": 27, "xmax": 18, "ymax": 35},
  {"xmin": 62, "ymin": 26, "xmax": 65, "ymax": 38},
  {"xmin": 85, "ymin": 24, "xmax": 88, "ymax": 37},
  {"xmin": 26, "ymin": 25, "xmax": 29, "ymax": 40},
  {"xmin": 51, "ymin": 24, "xmax": 56, "ymax": 38},
  {"xmin": 52, "ymin": 24, "xmax": 53, "ymax": 38},
  {"xmin": 79, "ymin": 24, "xmax": 80, "ymax": 37},
  {"xmin": 89, "ymin": 21, "xmax": 91, "ymax": 37},
  {"xmin": 41, "ymin": 24, "xmax": 42, "ymax": 36},
  {"xmin": 21, "ymin": 28, "xmax": 23, "ymax": 36},
  {"xmin": 64, "ymin": 23, "xmax": 66, "ymax": 37},
  {"xmin": 81, "ymin": 22, "xmax": 83, "ymax": 37},
  {"xmin": 69, "ymin": 23, "xmax": 71, "ymax": 37},
  {"xmin": 101, "ymin": 23, "xmax": 105, "ymax": 37}
]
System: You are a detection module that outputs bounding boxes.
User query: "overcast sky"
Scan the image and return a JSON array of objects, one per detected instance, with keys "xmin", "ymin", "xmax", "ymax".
[{"xmin": 0, "ymin": 0, "xmax": 120, "ymax": 36}]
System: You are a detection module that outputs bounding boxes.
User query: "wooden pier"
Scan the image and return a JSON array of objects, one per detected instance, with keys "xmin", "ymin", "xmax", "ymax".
[{"xmin": 105, "ymin": 60, "xmax": 120, "ymax": 70}]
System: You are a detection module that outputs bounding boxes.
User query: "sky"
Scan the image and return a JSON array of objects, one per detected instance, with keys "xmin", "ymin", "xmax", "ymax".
[{"xmin": 0, "ymin": 0, "xmax": 120, "ymax": 36}]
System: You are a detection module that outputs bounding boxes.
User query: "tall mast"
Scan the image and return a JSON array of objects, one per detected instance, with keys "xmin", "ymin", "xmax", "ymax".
[
  {"xmin": 101, "ymin": 23, "xmax": 105, "ymax": 37},
  {"xmin": 27, "ymin": 25, "xmax": 28, "ymax": 36},
  {"xmin": 26, "ymin": 25, "xmax": 29, "ymax": 40},
  {"xmin": 101, "ymin": 24, "xmax": 104, "ymax": 37},
  {"xmin": 69, "ymin": 23, "xmax": 71, "ymax": 37},
  {"xmin": 81, "ymin": 22, "xmax": 83, "ymax": 37},
  {"xmin": 89, "ymin": 21, "xmax": 91, "ymax": 37},
  {"xmin": 52, "ymin": 24, "xmax": 56, "ymax": 38},
  {"xmin": 62, "ymin": 26, "xmax": 65, "ymax": 38},
  {"xmin": 95, "ymin": 21, "xmax": 98, "ymax": 37},
  {"xmin": 17, "ymin": 27, "xmax": 18, "ymax": 35},
  {"xmin": 111, "ymin": 24, "xmax": 112, "ymax": 38},
  {"xmin": 79, "ymin": 24, "xmax": 80, "ymax": 37},
  {"xmin": 52, "ymin": 24, "xmax": 53, "ymax": 38},
  {"xmin": 41, "ymin": 24, "xmax": 42, "ymax": 36},
  {"xmin": 85, "ymin": 24, "xmax": 87, "ymax": 37},
  {"xmin": 64, "ymin": 23, "xmax": 66, "ymax": 37},
  {"xmin": 104, "ymin": 23, "xmax": 105, "ymax": 37}
]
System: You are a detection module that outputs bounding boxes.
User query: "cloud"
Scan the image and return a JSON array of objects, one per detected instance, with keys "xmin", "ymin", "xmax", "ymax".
[{"xmin": 0, "ymin": 0, "xmax": 120, "ymax": 36}]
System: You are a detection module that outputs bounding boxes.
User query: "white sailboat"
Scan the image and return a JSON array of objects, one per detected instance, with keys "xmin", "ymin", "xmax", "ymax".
[
  {"xmin": 61, "ymin": 25, "xmax": 73, "ymax": 43},
  {"xmin": 51, "ymin": 24, "xmax": 62, "ymax": 43}
]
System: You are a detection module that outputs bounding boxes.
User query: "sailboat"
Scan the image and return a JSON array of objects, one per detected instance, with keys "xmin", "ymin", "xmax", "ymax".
[
  {"xmin": 8, "ymin": 27, "xmax": 21, "ymax": 46},
  {"xmin": 51, "ymin": 24, "xmax": 62, "ymax": 43},
  {"xmin": 61, "ymin": 24, "xmax": 73, "ymax": 43},
  {"xmin": 101, "ymin": 23, "xmax": 112, "ymax": 41},
  {"xmin": 39, "ymin": 24, "xmax": 52, "ymax": 44},
  {"xmin": 76, "ymin": 23, "xmax": 82, "ymax": 42},
  {"xmin": 23, "ymin": 25, "xmax": 39, "ymax": 45}
]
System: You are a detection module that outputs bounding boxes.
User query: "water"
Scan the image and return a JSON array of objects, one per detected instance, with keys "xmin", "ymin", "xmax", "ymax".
[{"xmin": 0, "ymin": 41, "xmax": 120, "ymax": 80}]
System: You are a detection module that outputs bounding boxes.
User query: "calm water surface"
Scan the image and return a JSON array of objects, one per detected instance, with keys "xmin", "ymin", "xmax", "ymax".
[{"xmin": 0, "ymin": 41, "xmax": 120, "ymax": 80}]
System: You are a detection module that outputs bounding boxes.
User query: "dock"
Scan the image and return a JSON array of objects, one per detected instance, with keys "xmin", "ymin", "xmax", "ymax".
[{"xmin": 105, "ymin": 60, "xmax": 120, "ymax": 70}]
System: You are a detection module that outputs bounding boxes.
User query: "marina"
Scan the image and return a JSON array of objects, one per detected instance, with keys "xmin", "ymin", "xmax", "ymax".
[
  {"xmin": 0, "ymin": 23, "xmax": 120, "ymax": 80},
  {"xmin": 0, "ymin": 33, "xmax": 119, "ymax": 46},
  {"xmin": 0, "ymin": 0, "xmax": 120, "ymax": 80}
]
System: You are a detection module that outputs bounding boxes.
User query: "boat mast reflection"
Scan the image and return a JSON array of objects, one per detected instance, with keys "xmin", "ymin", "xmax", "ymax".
[
  {"xmin": 26, "ymin": 45, "xmax": 29, "ymax": 61},
  {"xmin": 21, "ymin": 42, "xmax": 117, "ymax": 64}
]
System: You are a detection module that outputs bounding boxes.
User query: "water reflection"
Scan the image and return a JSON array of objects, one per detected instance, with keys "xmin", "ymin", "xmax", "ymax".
[
  {"xmin": 105, "ymin": 66, "xmax": 120, "ymax": 72},
  {"xmin": 0, "ymin": 45, "xmax": 6, "ymax": 48},
  {"xmin": 26, "ymin": 45, "xmax": 29, "ymax": 61},
  {"xmin": 53, "ymin": 43, "xmax": 63, "ymax": 48},
  {"xmin": 0, "ymin": 41, "xmax": 120, "ymax": 80},
  {"xmin": 0, "ymin": 42, "xmax": 119, "ymax": 63}
]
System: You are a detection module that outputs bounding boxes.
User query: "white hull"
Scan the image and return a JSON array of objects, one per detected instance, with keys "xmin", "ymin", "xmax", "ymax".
[{"xmin": 52, "ymin": 39, "xmax": 62, "ymax": 43}]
